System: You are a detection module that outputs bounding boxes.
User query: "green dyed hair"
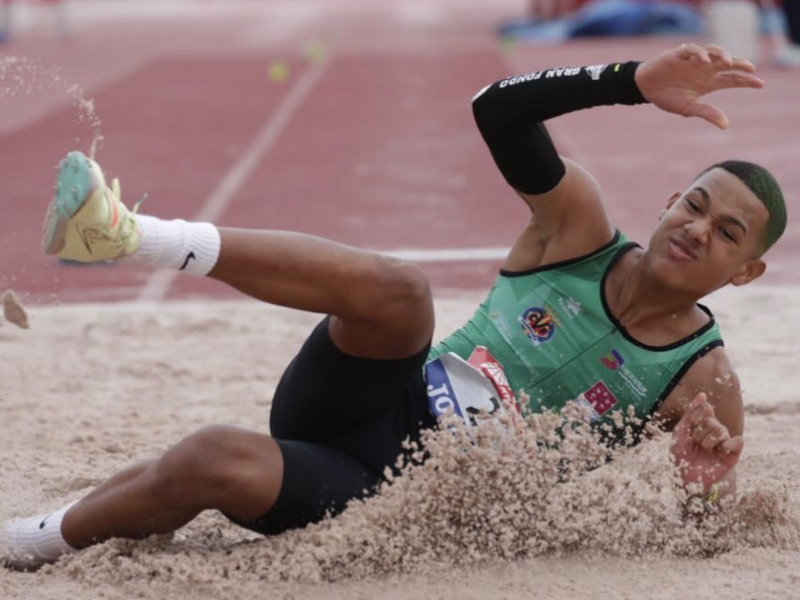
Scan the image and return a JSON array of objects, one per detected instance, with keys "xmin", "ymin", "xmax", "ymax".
[{"xmin": 700, "ymin": 160, "xmax": 787, "ymax": 254}]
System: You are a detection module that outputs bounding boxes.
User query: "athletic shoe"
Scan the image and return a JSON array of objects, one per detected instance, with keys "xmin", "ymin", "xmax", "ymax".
[{"xmin": 41, "ymin": 151, "xmax": 142, "ymax": 262}]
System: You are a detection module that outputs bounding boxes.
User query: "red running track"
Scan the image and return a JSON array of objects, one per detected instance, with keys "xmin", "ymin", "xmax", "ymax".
[{"xmin": 0, "ymin": 3, "xmax": 797, "ymax": 306}]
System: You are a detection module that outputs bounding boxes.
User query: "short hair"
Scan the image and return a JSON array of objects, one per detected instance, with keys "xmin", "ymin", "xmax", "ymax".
[{"xmin": 699, "ymin": 160, "xmax": 787, "ymax": 253}]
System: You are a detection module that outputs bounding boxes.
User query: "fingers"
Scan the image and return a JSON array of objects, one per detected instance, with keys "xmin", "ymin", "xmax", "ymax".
[
  {"xmin": 679, "ymin": 44, "xmax": 763, "ymax": 129},
  {"xmin": 721, "ymin": 435, "xmax": 744, "ymax": 457},
  {"xmin": 715, "ymin": 71, "xmax": 766, "ymax": 89},
  {"xmin": 705, "ymin": 44, "xmax": 734, "ymax": 68},
  {"xmin": 677, "ymin": 43, "xmax": 759, "ymax": 74},
  {"xmin": 685, "ymin": 396, "xmax": 741, "ymax": 454},
  {"xmin": 678, "ymin": 42, "xmax": 711, "ymax": 64},
  {"xmin": 689, "ymin": 391, "xmax": 707, "ymax": 410},
  {"xmin": 690, "ymin": 416, "xmax": 727, "ymax": 449},
  {"xmin": 729, "ymin": 57, "xmax": 757, "ymax": 73},
  {"xmin": 684, "ymin": 100, "xmax": 729, "ymax": 129}
]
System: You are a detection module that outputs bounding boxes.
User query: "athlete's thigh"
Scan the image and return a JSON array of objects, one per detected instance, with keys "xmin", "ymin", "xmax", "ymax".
[
  {"xmin": 228, "ymin": 438, "xmax": 383, "ymax": 535},
  {"xmin": 269, "ymin": 316, "xmax": 431, "ymax": 442}
]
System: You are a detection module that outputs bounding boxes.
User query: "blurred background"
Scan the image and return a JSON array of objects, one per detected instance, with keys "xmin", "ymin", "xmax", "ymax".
[{"xmin": 0, "ymin": 0, "xmax": 797, "ymax": 305}]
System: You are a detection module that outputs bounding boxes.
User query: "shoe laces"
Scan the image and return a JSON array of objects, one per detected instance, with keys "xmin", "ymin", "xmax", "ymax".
[
  {"xmin": 132, "ymin": 193, "xmax": 148, "ymax": 214},
  {"xmin": 110, "ymin": 176, "xmax": 148, "ymax": 214}
]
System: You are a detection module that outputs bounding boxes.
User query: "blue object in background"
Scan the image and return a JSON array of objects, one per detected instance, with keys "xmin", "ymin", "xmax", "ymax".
[{"xmin": 500, "ymin": 0, "xmax": 705, "ymax": 42}]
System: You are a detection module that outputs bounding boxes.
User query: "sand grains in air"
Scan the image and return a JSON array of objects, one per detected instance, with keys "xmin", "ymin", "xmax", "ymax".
[
  {"xmin": 1, "ymin": 55, "xmax": 104, "ymax": 157},
  {"xmin": 55, "ymin": 405, "xmax": 800, "ymax": 587}
]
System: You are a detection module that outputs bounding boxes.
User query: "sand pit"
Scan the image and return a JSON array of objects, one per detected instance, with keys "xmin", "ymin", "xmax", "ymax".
[{"xmin": 0, "ymin": 287, "xmax": 798, "ymax": 599}]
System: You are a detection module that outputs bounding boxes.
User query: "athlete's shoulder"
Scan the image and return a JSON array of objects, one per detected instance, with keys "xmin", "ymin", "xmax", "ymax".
[
  {"xmin": 656, "ymin": 346, "xmax": 743, "ymax": 435},
  {"xmin": 682, "ymin": 345, "xmax": 736, "ymax": 388},
  {"xmin": 682, "ymin": 346, "xmax": 743, "ymax": 432}
]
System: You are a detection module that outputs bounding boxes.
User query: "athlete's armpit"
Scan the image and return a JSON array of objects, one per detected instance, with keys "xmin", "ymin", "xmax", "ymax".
[{"xmin": 503, "ymin": 159, "xmax": 615, "ymax": 272}]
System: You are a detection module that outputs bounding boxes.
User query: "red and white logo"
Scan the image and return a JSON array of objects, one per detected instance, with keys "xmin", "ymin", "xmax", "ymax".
[
  {"xmin": 467, "ymin": 346, "xmax": 521, "ymax": 414},
  {"xmin": 583, "ymin": 381, "xmax": 618, "ymax": 417}
]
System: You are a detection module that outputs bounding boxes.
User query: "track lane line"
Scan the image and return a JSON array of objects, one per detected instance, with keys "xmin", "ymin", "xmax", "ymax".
[{"xmin": 381, "ymin": 247, "xmax": 510, "ymax": 262}]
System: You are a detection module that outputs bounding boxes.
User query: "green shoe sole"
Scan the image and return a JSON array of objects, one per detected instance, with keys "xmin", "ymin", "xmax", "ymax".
[{"xmin": 41, "ymin": 151, "xmax": 95, "ymax": 255}]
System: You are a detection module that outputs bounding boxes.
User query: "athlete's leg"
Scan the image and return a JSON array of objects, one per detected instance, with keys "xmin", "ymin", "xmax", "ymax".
[
  {"xmin": 5, "ymin": 426, "xmax": 282, "ymax": 566},
  {"xmin": 23, "ymin": 153, "xmax": 434, "ymax": 567},
  {"xmin": 209, "ymin": 229, "xmax": 433, "ymax": 358},
  {"xmin": 43, "ymin": 151, "xmax": 434, "ymax": 359},
  {"xmin": 4, "ymin": 424, "xmax": 378, "ymax": 567},
  {"xmin": 60, "ymin": 426, "xmax": 281, "ymax": 548}
]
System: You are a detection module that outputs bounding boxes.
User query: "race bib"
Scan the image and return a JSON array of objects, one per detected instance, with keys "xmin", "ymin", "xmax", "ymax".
[
  {"xmin": 424, "ymin": 352, "xmax": 502, "ymax": 426},
  {"xmin": 424, "ymin": 347, "xmax": 521, "ymax": 427}
]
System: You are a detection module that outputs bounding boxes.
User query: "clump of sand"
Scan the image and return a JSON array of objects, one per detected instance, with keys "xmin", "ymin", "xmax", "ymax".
[
  {"xmin": 2, "ymin": 290, "xmax": 29, "ymax": 329},
  {"xmin": 54, "ymin": 404, "xmax": 800, "ymax": 586}
]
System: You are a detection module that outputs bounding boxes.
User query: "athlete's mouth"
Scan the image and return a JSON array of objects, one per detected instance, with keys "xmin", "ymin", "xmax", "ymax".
[{"xmin": 668, "ymin": 235, "xmax": 698, "ymax": 260}]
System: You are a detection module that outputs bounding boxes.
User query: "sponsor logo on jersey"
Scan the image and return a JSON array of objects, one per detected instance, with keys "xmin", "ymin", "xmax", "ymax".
[
  {"xmin": 498, "ymin": 66, "xmax": 582, "ymax": 88},
  {"xmin": 489, "ymin": 311, "xmax": 516, "ymax": 346},
  {"xmin": 557, "ymin": 296, "xmax": 582, "ymax": 320},
  {"xmin": 599, "ymin": 349, "xmax": 647, "ymax": 398},
  {"xmin": 467, "ymin": 346, "xmax": 521, "ymax": 414},
  {"xmin": 619, "ymin": 368, "xmax": 647, "ymax": 398},
  {"xmin": 600, "ymin": 349, "xmax": 625, "ymax": 370},
  {"xmin": 575, "ymin": 380, "xmax": 618, "ymax": 421},
  {"xmin": 519, "ymin": 306, "xmax": 557, "ymax": 344},
  {"xmin": 584, "ymin": 64, "xmax": 608, "ymax": 81}
]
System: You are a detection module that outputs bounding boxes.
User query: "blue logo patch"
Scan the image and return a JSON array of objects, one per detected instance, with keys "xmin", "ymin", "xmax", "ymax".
[{"xmin": 519, "ymin": 307, "xmax": 556, "ymax": 343}]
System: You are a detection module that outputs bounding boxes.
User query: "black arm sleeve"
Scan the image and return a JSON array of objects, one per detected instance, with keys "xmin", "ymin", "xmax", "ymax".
[{"xmin": 472, "ymin": 61, "xmax": 648, "ymax": 195}]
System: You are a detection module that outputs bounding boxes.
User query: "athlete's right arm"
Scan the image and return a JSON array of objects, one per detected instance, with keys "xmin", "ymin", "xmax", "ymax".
[
  {"xmin": 472, "ymin": 60, "xmax": 647, "ymax": 266},
  {"xmin": 472, "ymin": 43, "xmax": 764, "ymax": 269}
]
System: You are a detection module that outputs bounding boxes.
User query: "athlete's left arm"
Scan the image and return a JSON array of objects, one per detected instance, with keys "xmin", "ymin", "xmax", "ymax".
[{"xmin": 654, "ymin": 347, "xmax": 744, "ymax": 502}]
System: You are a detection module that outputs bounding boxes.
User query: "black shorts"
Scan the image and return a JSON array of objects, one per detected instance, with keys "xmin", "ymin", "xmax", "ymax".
[{"xmin": 232, "ymin": 316, "xmax": 436, "ymax": 536}]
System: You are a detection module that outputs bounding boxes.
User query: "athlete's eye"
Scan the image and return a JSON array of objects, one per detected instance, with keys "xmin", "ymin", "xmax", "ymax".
[
  {"xmin": 720, "ymin": 228, "xmax": 736, "ymax": 242},
  {"xmin": 685, "ymin": 199, "xmax": 700, "ymax": 212}
]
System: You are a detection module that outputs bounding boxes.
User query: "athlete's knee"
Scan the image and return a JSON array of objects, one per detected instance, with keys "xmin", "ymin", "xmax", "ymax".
[
  {"xmin": 371, "ymin": 256, "xmax": 432, "ymax": 323},
  {"xmin": 149, "ymin": 425, "xmax": 270, "ymax": 505}
]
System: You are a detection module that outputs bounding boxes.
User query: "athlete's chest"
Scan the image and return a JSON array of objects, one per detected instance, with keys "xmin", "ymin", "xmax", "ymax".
[
  {"xmin": 483, "ymin": 271, "xmax": 611, "ymax": 372},
  {"xmin": 480, "ymin": 273, "xmax": 672, "ymax": 420}
]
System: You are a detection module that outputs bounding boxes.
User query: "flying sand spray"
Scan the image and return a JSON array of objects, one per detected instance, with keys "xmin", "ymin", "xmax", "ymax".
[{"xmin": 0, "ymin": 55, "xmax": 104, "ymax": 158}]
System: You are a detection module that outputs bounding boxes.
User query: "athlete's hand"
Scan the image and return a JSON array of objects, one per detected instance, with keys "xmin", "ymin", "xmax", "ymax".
[
  {"xmin": 670, "ymin": 392, "xmax": 743, "ymax": 494},
  {"xmin": 634, "ymin": 43, "xmax": 765, "ymax": 129}
]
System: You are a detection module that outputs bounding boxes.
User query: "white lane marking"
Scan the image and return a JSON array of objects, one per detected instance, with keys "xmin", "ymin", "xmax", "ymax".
[
  {"xmin": 137, "ymin": 53, "xmax": 334, "ymax": 302},
  {"xmin": 382, "ymin": 246, "xmax": 510, "ymax": 262}
]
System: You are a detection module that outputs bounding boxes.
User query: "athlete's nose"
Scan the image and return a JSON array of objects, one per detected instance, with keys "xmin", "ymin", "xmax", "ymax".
[{"xmin": 683, "ymin": 217, "xmax": 711, "ymax": 245}]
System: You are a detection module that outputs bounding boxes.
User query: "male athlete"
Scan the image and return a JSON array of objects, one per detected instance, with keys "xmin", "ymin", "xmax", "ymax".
[{"xmin": 3, "ymin": 42, "xmax": 786, "ymax": 568}]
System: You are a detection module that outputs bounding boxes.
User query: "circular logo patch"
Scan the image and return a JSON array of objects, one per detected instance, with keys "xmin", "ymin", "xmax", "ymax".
[{"xmin": 520, "ymin": 307, "xmax": 556, "ymax": 343}]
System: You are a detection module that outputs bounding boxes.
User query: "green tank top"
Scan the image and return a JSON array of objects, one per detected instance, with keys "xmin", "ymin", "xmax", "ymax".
[{"xmin": 427, "ymin": 231, "xmax": 723, "ymax": 431}]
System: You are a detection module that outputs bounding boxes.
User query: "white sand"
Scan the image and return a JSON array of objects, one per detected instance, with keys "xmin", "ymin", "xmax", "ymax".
[{"xmin": 0, "ymin": 288, "xmax": 798, "ymax": 599}]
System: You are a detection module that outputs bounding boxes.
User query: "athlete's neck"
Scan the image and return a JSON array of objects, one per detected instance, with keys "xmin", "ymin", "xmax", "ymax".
[{"xmin": 606, "ymin": 248, "xmax": 708, "ymax": 340}]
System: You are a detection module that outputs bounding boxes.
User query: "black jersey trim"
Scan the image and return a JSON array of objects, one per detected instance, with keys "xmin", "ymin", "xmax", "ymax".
[
  {"xmin": 649, "ymin": 340, "xmax": 726, "ymax": 416},
  {"xmin": 599, "ymin": 244, "xmax": 720, "ymax": 352},
  {"xmin": 499, "ymin": 230, "xmax": 621, "ymax": 278}
]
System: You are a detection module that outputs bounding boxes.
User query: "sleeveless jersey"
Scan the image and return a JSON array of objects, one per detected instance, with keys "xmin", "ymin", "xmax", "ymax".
[{"xmin": 426, "ymin": 231, "xmax": 724, "ymax": 435}]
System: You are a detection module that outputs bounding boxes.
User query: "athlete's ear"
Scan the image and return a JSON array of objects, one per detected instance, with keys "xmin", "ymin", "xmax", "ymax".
[
  {"xmin": 659, "ymin": 191, "xmax": 682, "ymax": 220},
  {"xmin": 729, "ymin": 258, "xmax": 766, "ymax": 286}
]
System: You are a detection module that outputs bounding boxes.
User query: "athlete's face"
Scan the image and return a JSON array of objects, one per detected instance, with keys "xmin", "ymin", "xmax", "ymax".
[{"xmin": 649, "ymin": 168, "xmax": 769, "ymax": 294}]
